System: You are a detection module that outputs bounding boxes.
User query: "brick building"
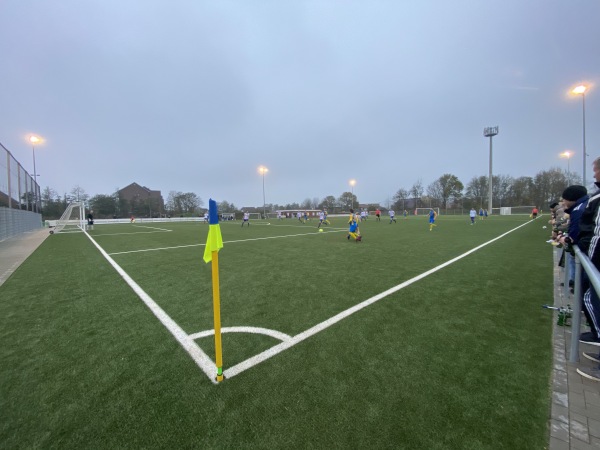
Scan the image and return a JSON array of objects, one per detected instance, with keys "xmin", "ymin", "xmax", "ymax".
[{"xmin": 118, "ymin": 182, "xmax": 164, "ymax": 216}]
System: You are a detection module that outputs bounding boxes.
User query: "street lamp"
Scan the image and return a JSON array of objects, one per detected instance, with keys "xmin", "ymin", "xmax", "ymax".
[
  {"xmin": 560, "ymin": 150, "xmax": 573, "ymax": 185},
  {"xmin": 483, "ymin": 126, "xmax": 499, "ymax": 214},
  {"xmin": 349, "ymin": 179, "xmax": 356, "ymax": 210},
  {"xmin": 258, "ymin": 166, "xmax": 268, "ymax": 219},
  {"xmin": 572, "ymin": 85, "xmax": 588, "ymax": 187},
  {"xmin": 29, "ymin": 135, "xmax": 41, "ymax": 212}
]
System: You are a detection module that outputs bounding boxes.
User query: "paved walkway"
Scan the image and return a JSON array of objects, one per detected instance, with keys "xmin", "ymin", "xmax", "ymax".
[
  {"xmin": 0, "ymin": 228, "xmax": 50, "ymax": 287},
  {"xmin": 550, "ymin": 250, "xmax": 600, "ymax": 450},
  {"xmin": 2, "ymin": 230, "xmax": 600, "ymax": 447}
]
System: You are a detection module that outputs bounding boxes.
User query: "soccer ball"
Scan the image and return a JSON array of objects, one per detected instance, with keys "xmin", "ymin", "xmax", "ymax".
[
  {"xmin": 319, "ymin": 229, "xmax": 324, "ymax": 232},
  {"xmin": 543, "ymin": 226, "xmax": 547, "ymax": 229}
]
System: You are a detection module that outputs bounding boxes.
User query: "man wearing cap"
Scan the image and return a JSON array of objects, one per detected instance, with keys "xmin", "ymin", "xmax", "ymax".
[{"xmin": 558, "ymin": 185, "xmax": 589, "ymax": 294}]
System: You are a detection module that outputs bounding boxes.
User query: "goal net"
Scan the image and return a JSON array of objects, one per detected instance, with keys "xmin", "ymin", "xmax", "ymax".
[
  {"xmin": 414, "ymin": 207, "xmax": 440, "ymax": 216},
  {"xmin": 248, "ymin": 213, "xmax": 262, "ymax": 220},
  {"xmin": 491, "ymin": 206, "xmax": 536, "ymax": 216},
  {"xmin": 50, "ymin": 201, "xmax": 86, "ymax": 234}
]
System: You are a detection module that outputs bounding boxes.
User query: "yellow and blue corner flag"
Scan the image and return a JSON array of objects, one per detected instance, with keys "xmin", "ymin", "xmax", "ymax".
[{"xmin": 203, "ymin": 199, "xmax": 223, "ymax": 263}]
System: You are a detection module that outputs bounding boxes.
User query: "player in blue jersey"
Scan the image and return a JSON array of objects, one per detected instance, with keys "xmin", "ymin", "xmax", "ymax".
[
  {"xmin": 347, "ymin": 209, "xmax": 362, "ymax": 242},
  {"xmin": 429, "ymin": 208, "xmax": 438, "ymax": 231}
]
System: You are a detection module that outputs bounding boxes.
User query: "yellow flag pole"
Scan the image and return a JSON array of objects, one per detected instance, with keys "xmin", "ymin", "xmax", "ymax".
[{"xmin": 212, "ymin": 247, "xmax": 224, "ymax": 382}]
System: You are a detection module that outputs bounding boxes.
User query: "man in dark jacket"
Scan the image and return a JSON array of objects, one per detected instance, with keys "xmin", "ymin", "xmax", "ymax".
[
  {"xmin": 558, "ymin": 186, "xmax": 589, "ymax": 292},
  {"xmin": 575, "ymin": 157, "xmax": 600, "ymax": 381}
]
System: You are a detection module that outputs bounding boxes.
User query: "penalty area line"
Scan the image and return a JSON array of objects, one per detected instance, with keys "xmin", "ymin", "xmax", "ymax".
[
  {"xmin": 108, "ymin": 230, "xmax": 345, "ymax": 255},
  {"xmin": 223, "ymin": 219, "xmax": 534, "ymax": 380}
]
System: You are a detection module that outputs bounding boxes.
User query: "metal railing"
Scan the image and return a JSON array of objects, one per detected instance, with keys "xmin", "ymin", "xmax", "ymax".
[{"xmin": 569, "ymin": 246, "xmax": 600, "ymax": 362}]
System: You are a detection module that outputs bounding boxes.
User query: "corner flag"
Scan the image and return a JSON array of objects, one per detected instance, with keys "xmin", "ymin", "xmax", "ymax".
[{"xmin": 204, "ymin": 198, "xmax": 224, "ymax": 382}]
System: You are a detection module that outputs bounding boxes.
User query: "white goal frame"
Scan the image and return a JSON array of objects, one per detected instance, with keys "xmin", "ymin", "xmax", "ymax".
[
  {"xmin": 247, "ymin": 213, "xmax": 262, "ymax": 220},
  {"xmin": 491, "ymin": 206, "xmax": 536, "ymax": 216},
  {"xmin": 50, "ymin": 201, "xmax": 86, "ymax": 234},
  {"xmin": 414, "ymin": 207, "xmax": 440, "ymax": 216}
]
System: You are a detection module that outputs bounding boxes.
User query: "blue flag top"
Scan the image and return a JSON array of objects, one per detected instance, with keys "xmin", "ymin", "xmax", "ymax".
[
  {"xmin": 208, "ymin": 199, "xmax": 219, "ymax": 225},
  {"xmin": 204, "ymin": 198, "xmax": 224, "ymax": 263}
]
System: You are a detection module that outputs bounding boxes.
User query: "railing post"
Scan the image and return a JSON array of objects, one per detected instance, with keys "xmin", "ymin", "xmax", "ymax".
[
  {"xmin": 563, "ymin": 251, "xmax": 570, "ymax": 296},
  {"xmin": 569, "ymin": 256, "xmax": 583, "ymax": 363}
]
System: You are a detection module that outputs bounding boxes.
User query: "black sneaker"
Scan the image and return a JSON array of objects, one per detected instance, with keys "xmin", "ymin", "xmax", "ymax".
[
  {"xmin": 581, "ymin": 331, "xmax": 596, "ymax": 341},
  {"xmin": 580, "ymin": 334, "xmax": 600, "ymax": 346},
  {"xmin": 577, "ymin": 366, "xmax": 600, "ymax": 382},
  {"xmin": 583, "ymin": 352, "xmax": 600, "ymax": 363}
]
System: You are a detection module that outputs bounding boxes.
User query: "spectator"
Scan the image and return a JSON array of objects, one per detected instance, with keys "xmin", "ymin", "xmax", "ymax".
[
  {"xmin": 557, "ymin": 186, "xmax": 589, "ymax": 293},
  {"xmin": 576, "ymin": 157, "xmax": 600, "ymax": 380}
]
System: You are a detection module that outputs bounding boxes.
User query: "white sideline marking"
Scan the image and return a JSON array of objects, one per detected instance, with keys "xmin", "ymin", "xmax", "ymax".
[
  {"xmin": 189, "ymin": 326, "xmax": 293, "ymax": 342},
  {"xmin": 107, "ymin": 230, "xmax": 344, "ymax": 256},
  {"xmin": 83, "ymin": 232, "xmax": 219, "ymax": 384},
  {"xmin": 93, "ymin": 230, "xmax": 173, "ymax": 237},
  {"xmin": 221, "ymin": 219, "xmax": 534, "ymax": 380}
]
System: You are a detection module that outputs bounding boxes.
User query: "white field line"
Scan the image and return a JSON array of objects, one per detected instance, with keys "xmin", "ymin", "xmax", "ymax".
[
  {"xmin": 83, "ymin": 232, "xmax": 219, "ymax": 384},
  {"xmin": 93, "ymin": 230, "xmax": 173, "ymax": 237},
  {"xmin": 131, "ymin": 225, "xmax": 173, "ymax": 231},
  {"xmin": 189, "ymin": 326, "xmax": 293, "ymax": 342},
  {"xmin": 221, "ymin": 219, "xmax": 533, "ymax": 380},
  {"xmin": 107, "ymin": 229, "xmax": 344, "ymax": 256}
]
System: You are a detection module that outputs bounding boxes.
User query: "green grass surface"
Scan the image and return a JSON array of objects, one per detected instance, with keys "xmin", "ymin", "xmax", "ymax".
[{"xmin": 0, "ymin": 215, "xmax": 554, "ymax": 448}]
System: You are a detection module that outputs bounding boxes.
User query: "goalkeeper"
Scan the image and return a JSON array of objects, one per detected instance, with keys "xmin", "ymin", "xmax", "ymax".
[{"xmin": 347, "ymin": 209, "xmax": 362, "ymax": 242}]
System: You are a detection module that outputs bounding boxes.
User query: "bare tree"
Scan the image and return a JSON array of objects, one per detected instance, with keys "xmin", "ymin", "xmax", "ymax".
[{"xmin": 410, "ymin": 180, "xmax": 424, "ymax": 209}]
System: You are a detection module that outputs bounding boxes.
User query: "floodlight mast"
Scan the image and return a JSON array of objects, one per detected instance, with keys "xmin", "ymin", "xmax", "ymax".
[{"xmin": 483, "ymin": 126, "xmax": 499, "ymax": 215}]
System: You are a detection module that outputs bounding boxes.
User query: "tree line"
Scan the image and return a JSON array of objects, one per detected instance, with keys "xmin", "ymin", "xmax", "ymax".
[{"xmin": 38, "ymin": 167, "xmax": 577, "ymax": 219}]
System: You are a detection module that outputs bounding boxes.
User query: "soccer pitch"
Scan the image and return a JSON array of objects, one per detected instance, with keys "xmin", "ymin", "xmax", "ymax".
[{"xmin": 0, "ymin": 214, "xmax": 555, "ymax": 448}]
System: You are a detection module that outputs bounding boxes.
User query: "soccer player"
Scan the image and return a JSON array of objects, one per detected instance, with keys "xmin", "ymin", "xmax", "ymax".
[
  {"xmin": 323, "ymin": 210, "xmax": 330, "ymax": 225},
  {"xmin": 429, "ymin": 208, "xmax": 438, "ymax": 231},
  {"xmin": 242, "ymin": 211, "xmax": 250, "ymax": 227},
  {"xmin": 469, "ymin": 208, "xmax": 476, "ymax": 225},
  {"xmin": 347, "ymin": 209, "xmax": 362, "ymax": 242},
  {"xmin": 531, "ymin": 206, "xmax": 539, "ymax": 219},
  {"xmin": 86, "ymin": 210, "xmax": 94, "ymax": 231},
  {"xmin": 297, "ymin": 211, "xmax": 304, "ymax": 223},
  {"xmin": 317, "ymin": 210, "xmax": 326, "ymax": 228},
  {"xmin": 479, "ymin": 208, "xmax": 484, "ymax": 220},
  {"xmin": 403, "ymin": 210, "xmax": 408, "ymax": 219},
  {"xmin": 389, "ymin": 209, "xmax": 397, "ymax": 224}
]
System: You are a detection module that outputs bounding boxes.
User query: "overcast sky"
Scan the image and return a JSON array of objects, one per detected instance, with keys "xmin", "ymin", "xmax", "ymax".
[{"xmin": 1, "ymin": 1, "xmax": 599, "ymax": 208}]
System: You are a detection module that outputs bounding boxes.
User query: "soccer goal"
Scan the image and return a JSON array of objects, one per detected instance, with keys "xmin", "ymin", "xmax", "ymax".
[
  {"xmin": 491, "ymin": 206, "xmax": 536, "ymax": 216},
  {"xmin": 414, "ymin": 207, "xmax": 440, "ymax": 216},
  {"xmin": 50, "ymin": 201, "xmax": 86, "ymax": 234},
  {"xmin": 248, "ymin": 213, "xmax": 262, "ymax": 220}
]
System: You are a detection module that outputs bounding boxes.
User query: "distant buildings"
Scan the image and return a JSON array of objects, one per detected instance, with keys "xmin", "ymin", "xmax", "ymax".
[{"xmin": 118, "ymin": 182, "xmax": 164, "ymax": 216}]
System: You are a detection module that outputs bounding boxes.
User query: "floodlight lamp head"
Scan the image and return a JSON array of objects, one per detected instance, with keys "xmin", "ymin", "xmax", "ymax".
[{"xmin": 483, "ymin": 126, "xmax": 499, "ymax": 137}]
